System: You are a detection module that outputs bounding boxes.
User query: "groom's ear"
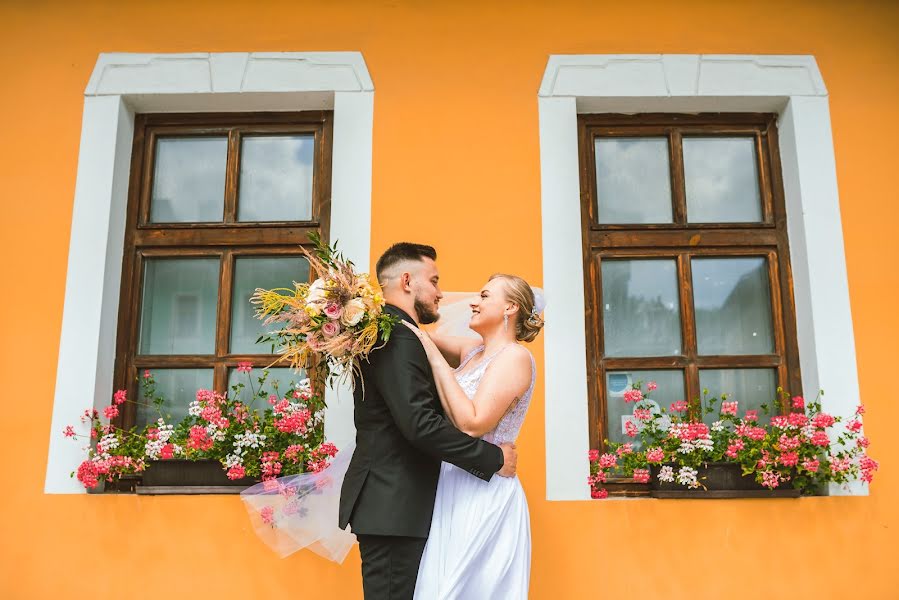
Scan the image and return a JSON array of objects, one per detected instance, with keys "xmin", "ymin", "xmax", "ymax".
[{"xmin": 399, "ymin": 271, "xmax": 413, "ymax": 292}]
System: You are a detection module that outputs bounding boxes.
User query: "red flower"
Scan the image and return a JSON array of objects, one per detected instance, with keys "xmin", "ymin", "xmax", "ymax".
[
  {"xmin": 236, "ymin": 362, "xmax": 253, "ymax": 374},
  {"xmin": 103, "ymin": 405, "xmax": 119, "ymax": 419},
  {"xmin": 591, "ymin": 488, "xmax": 608, "ymax": 499},
  {"xmin": 227, "ymin": 465, "xmax": 246, "ymax": 480},
  {"xmin": 77, "ymin": 460, "xmax": 100, "ymax": 489},
  {"xmin": 588, "ymin": 449, "xmax": 600, "ymax": 462},
  {"xmin": 113, "ymin": 389, "xmax": 127, "ymax": 405}
]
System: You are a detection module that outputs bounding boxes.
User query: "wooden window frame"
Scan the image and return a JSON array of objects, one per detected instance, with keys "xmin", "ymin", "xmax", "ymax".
[
  {"xmin": 577, "ymin": 113, "xmax": 803, "ymax": 460},
  {"xmin": 113, "ymin": 111, "xmax": 333, "ymax": 431}
]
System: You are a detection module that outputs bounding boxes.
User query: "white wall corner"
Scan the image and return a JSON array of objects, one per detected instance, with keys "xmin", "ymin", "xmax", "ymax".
[
  {"xmin": 538, "ymin": 54, "xmax": 862, "ymax": 499},
  {"xmin": 48, "ymin": 52, "xmax": 374, "ymax": 493}
]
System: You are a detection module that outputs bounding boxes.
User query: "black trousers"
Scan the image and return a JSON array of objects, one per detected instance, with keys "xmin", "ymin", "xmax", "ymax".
[{"xmin": 357, "ymin": 534, "xmax": 428, "ymax": 600}]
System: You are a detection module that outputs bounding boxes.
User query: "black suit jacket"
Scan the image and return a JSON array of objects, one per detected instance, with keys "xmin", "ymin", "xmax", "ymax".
[{"xmin": 338, "ymin": 305, "xmax": 504, "ymax": 538}]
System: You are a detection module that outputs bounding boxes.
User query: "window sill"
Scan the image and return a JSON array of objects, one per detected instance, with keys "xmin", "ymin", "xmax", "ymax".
[{"xmin": 135, "ymin": 485, "xmax": 247, "ymax": 495}]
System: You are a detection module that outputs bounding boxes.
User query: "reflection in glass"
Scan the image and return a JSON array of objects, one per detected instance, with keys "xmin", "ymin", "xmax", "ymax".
[
  {"xmin": 230, "ymin": 257, "xmax": 310, "ymax": 354},
  {"xmin": 595, "ymin": 137, "xmax": 673, "ymax": 224},
  {"xmin": 136, "ymin": 369, "xmax": 213, "ymax": 428},
  {"xmin": 139, "ymin": 258, "xmax": 219, "ymax": 355},
  {"xmin": 228, "ymin": 367, "xmax": 308, "ymax": 408},
  {"xmin": 684, "ymin": 137, "xmax": 762, "ymax": 223},
  {"xmin": 692, "ymin": 257, "xmax": 774, "ymax": 356},
  {"xmin": 601, "ymin": 259, "xmax": 681, "ymax": 357},
  {"xmin": 238, "ymin": 135, "xmax": 315, "ymax": 222},
  {"xmin": 606, "ymin": 370, "xmax": 683, "ymax": 450},
  {"xmin": 699, "ymin": 369, "xmax": 777, "ymax": 425},
  {"xmin": 150, "ymin": 137, "xmax": 227, "ymax": 223}
]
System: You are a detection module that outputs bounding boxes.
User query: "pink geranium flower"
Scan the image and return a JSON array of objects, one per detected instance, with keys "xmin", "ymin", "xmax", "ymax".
[
  {"xmin": 598, "ymin": 453, "xmax": 617, "ymax": 468},
  {"xmin": 623, "ymin": 389, "xmax": 643, "ymax": 404},
  {"xmin": 791, "ymin": 396, "xmax": 805, "ymax": 410},
  {"xmin": 103, "ymin": 405, "xmax": 119, "ymax": 419},
  {"xmin": 236, "ymin": 362, "xmax": 253, "ymax": 374},
  {"xmin": 588, "ymin": 449, "xmax": 600, "ymax": 462},
  {"xmin": 624, "ymin": 420, "xmax": 639, "ymax": 438},
  {"xmin": 811, "ymin": 431, "xmax": 830, "ymax": 447},
  {"xmin": 63, "ymin": 426, "xmax": 75, "ymax": 438},
  {"xmin": 721, "ymin": 401, "xmax": 738, "ymax": 416},
  {"xmin": 113, "ymin": 390, "xmax": 127, "ymax": 405},
  {"xmin": 227, "ymin": 465, "xmax": 247, "ymax": 480},
  {"xmin": 633, "ymin": 469, "xmax": 650, "ymax": 484},
  {"xmin": 743, "ymin": 410, "xmax": 758, "ymax": 423},
  {"xmin": 645, "ymin": 447, "xmax": 665, "ymax": 463},
  {"xmin": 669, "ymin": 400, "xmax": 688, "ymax": 413},
  {"xmin": 591, "ymin": 488, "xmax": 608, "ymax": 499}
]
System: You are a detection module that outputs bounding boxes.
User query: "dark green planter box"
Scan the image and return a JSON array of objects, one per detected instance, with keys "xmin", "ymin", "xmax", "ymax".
[
  {"xmin": 650, "ymin": 462, "xmax": 800, "ymax": 499},
  {"xmin": 142, "ymin": 459, "xmax": 257, "ymax": 487}
]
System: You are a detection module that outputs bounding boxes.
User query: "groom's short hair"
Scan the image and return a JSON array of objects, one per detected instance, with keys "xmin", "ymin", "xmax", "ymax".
[{"xmin": 376, "ymin": 242, "xmax": 437, "ymax": 281}]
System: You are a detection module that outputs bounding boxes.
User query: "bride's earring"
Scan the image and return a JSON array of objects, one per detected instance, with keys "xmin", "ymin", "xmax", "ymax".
[{"xmin": 503, "ymin": 313, "xmax": 509, "ymax": 332}]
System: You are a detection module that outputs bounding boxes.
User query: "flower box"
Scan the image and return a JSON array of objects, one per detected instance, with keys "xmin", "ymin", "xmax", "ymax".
[
  {"xmin": 141, "ymin": 459, "xmax": 258, "ymax": 488},
  {"xmin": 649, "ymin": 462, "xmax": 800, "ymax": 499}
]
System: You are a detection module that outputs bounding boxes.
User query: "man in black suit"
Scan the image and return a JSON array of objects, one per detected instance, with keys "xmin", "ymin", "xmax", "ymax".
[{"xmin": 338, "ymin": 242, "xmax": 517, "ymax": 599}]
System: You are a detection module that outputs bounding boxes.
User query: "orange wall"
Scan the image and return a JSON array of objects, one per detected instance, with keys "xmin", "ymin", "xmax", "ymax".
[{"xmin": 2, "ymin": 1, "xmax": 897, "ymax": 598}]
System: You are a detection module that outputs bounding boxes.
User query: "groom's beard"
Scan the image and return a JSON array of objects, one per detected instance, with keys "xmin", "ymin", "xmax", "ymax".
[{"xmin": 414, "ymin": 297, "xmax": 440, "ymax": 325}]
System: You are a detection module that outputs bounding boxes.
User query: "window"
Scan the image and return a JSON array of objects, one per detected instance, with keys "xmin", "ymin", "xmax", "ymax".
[
  {"xmin": 113, "ymin": 112, "xmax": 333, "ymax": 430},
  {"xmin": 578, "ymin": 113, "xmax": 802, "ymax": 457}
]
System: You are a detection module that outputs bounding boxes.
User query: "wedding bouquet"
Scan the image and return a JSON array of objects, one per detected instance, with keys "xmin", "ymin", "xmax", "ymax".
[{"xmin": 251, "ymin": 233, "xmax": 398, "ymax": 391}]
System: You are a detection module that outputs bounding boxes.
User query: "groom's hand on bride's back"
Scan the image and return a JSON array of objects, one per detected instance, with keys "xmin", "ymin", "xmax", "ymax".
[{"xmin": 497, "ymin": 443, "xmax": 517, "ymax": 478}]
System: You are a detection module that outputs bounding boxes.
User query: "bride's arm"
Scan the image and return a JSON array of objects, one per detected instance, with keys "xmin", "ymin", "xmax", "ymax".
[
  {"xmin": 428, "ymin": 331, "xmax": 482, "ymax": 368},
  {"xmin": 403, "ymin": 322, "xmax": 531, "ymax": 437}
]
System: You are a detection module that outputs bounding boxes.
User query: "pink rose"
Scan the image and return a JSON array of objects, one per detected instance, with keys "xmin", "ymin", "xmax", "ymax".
[
  {"xmin": 322, "ymin": 321, "xmax": 341, "ymax": 337},
  {"xmin": 324, "ymin": 302, "xmax": 343, "ymax": 320}
]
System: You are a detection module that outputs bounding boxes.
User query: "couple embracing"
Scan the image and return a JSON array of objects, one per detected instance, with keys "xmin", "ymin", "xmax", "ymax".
[{"xmin": 340, "ymin": 241, "xmax": 543, "ymax": 599}]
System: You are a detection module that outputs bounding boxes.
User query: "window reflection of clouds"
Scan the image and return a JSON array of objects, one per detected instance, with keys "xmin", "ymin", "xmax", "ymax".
[
  {"xmin": 692, "ymin": 257, "xmax": 774, "ymax": 355},
  {"xmin": 238, "ymin": 135, "xmax": 314, "ymax": 222},
  {"xmin": 684, "ymin": 137, "xmax": 761, "ymax": 223},
  {"xmin": 151, "ymin": 137, "xmax": 227, "ymax": 223},
  {"xmin": 595, "ymin": 137, "xmax": 672, "ymax": 224},
  {"xmin": 602, "ymin": 259, "xmax": 681, "ymax": 356}
]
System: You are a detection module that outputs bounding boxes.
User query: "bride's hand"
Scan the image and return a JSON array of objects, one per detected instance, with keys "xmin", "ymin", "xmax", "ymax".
[{"xmin": 401, "ymin": 320, "xmax": 445, "ymax": 366}]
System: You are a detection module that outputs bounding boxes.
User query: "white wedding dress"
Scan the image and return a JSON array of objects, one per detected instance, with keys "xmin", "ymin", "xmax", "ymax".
[{"xmin": 414, "ymin": 344, "xmax": 535, "ymax": 599}]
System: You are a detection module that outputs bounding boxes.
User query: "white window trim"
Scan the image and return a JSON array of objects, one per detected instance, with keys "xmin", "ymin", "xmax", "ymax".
[
  {"xmin": 538, "ymin": 54, "xmax": 864, "ymax": 500},
  {"xmin": 46, "ymin": 52, "xmax": 372, "ymax": 493}
]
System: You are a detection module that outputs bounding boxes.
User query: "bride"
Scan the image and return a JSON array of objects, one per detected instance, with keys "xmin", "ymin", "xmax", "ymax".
[{"xmin": 404, "ymin": 273, "xmax": 542, "ymax": 599}]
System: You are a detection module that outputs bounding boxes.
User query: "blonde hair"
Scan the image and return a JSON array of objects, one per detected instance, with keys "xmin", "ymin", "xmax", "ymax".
[{"xmin": 489, "ymin": 273, "xmax": 545, "ymax": 343}]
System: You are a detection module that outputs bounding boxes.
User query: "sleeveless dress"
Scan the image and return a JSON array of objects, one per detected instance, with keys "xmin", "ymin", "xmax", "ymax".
[{"xmin": 414, "ymin": 344, "xmax": 535, "ymax": 599}]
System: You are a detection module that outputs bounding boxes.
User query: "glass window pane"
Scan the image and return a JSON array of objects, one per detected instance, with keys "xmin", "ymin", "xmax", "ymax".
[
  {"xmin": 228, "ymin": 367, "xmax": 308, "ymax": 407},
  {"xmin": 700, "ymin": 369, "xmax": 777, "ymax": 425},
  {"xmin": 595, "ymin": 137, "xmax": 673, "ymax": 224},
  {"xmin": 238, "ymin": 135, "xmax": 315, "ymax": 222},
  {"xmin": 692, "ymin": 257, "xmax": 774, "ymax": 355},
  {"xmin": 601, "ymin": 259, "xmax": 681, "ymax": 357},
  {"xmin": 606, "ymin": 369, "xmax": 683, "ymax": 450},
  {"xmin": 150, "ymin": 137, "xmax": 227, "ymax": 223},
  {"xmin": 684, "ymin": 137, "xmax": 762, "ymax": 223},
  {"xmin": 136, "ymin": 369, "xmax": 213, "ymax": 428},
  {"xmin": 230, "ymin": 256, "xmax": 310, "ymax": 354},
  {"xmin": 139, "ymin": 258, "xmax": 219, "ymax": 355}
]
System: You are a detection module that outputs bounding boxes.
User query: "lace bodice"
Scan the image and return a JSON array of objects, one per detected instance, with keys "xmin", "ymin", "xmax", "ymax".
[{"xmin": 453, "ymin": 344, "xmax": 536, "ymax": 445}]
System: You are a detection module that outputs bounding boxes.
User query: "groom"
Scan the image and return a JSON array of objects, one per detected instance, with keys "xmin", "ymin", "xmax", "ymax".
[{"xmin": 339, "ymin": 242, "xmax": 517, "ymax": 599}]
